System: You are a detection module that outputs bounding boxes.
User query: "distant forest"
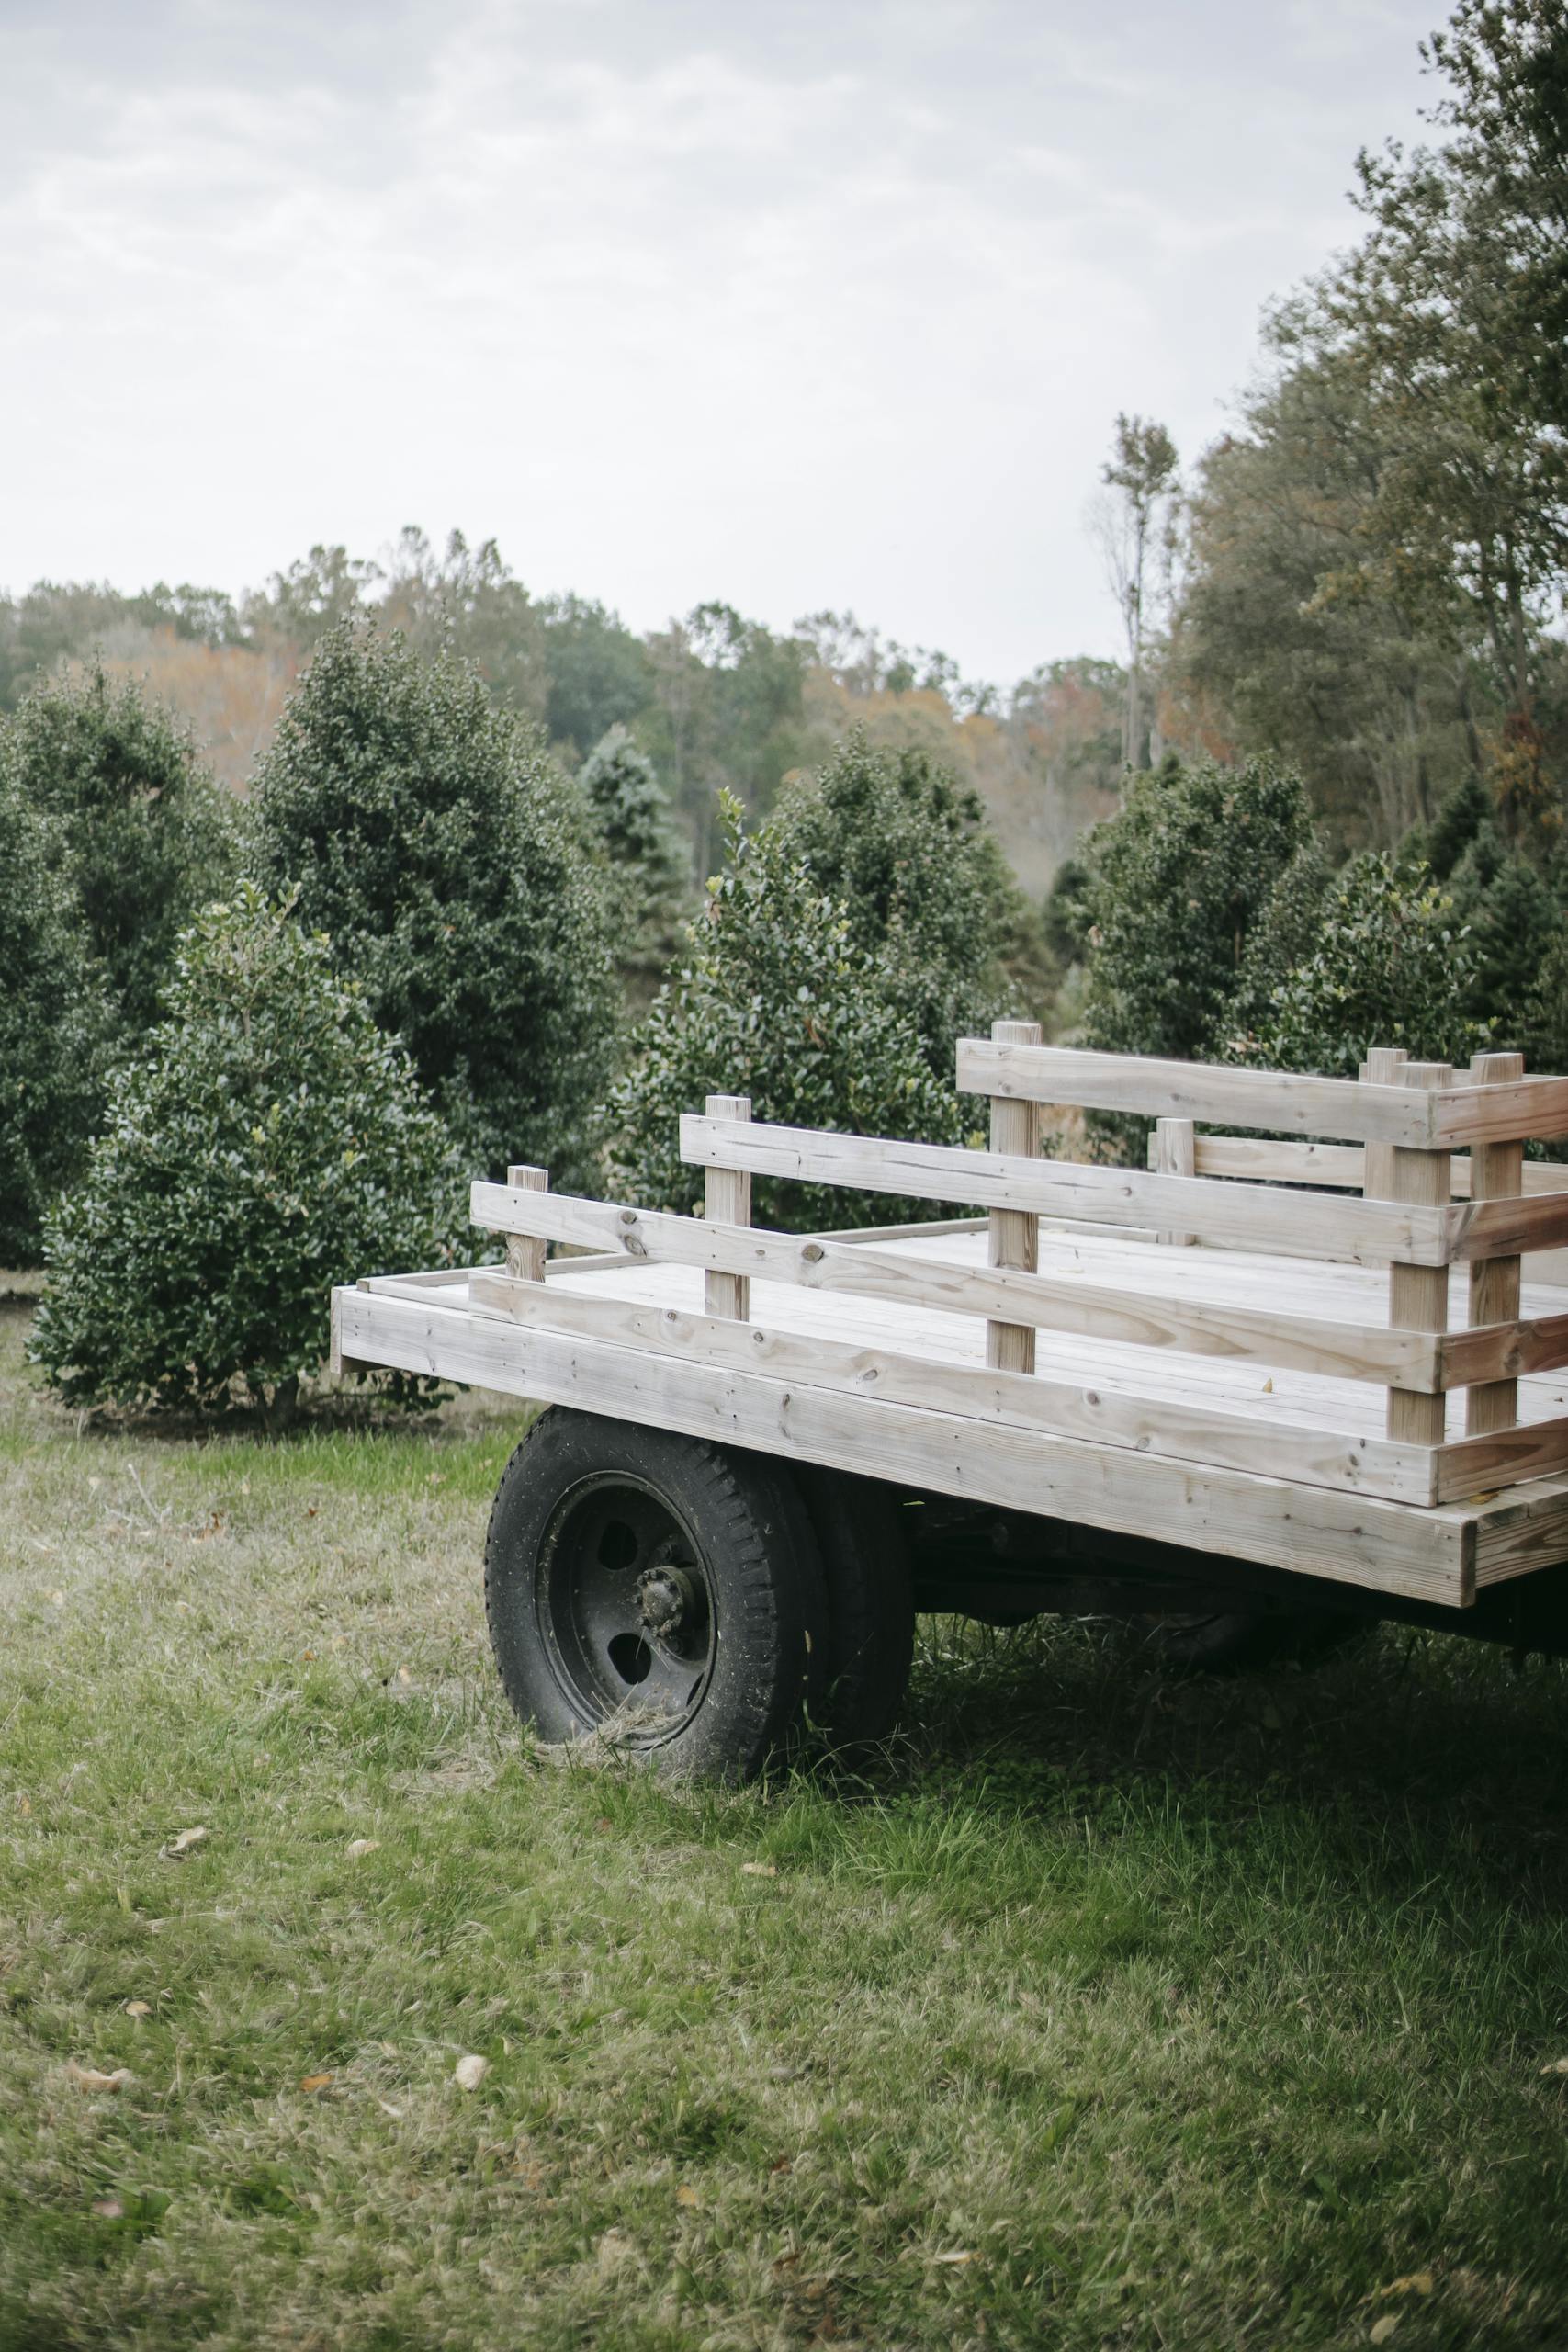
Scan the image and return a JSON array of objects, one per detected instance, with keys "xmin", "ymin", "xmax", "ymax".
[{"xmin": 0, "ymin": 541, "xmax": 1128, "ymax": 899}]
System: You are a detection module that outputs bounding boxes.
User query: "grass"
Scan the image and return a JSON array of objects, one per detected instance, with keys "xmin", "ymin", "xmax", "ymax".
[{"xmin": 5, "ymin": 1290, "xmax": 1568, "ymax": 2349}]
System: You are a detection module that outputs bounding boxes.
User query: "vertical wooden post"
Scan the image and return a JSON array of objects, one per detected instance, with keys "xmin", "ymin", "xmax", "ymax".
[
  {"xmin": 1466, "ymin": 1047, "xmax": 1525, "ymax": 1436},
  {"xmin": 506, "ymin": 1165, "xmax": 548, "ymax": 1285},
  {"xmin": 704, "ymin": 1094, "xmax": 751, "ymax": 1322},
  {"xmin": 1360, "ymin": 1046, "xmax": 1407, "ymax": 1204},
  {"xmin": 1385, "ymin": 1061, "xmax": 1452, "ymax": 1446},
  {"xmin": 987, "ymin": 1018, "xmax": 1042, "ymax": 1374},
  {"xmin": 1155, "ymin": 1115, "xmax": 1196, "ymax": 1248}
]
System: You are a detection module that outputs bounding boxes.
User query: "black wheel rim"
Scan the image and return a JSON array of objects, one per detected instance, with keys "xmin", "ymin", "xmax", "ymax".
[{"xmin": 535, "ymin": 1473, "xmax": 717, "ymax": 1742}]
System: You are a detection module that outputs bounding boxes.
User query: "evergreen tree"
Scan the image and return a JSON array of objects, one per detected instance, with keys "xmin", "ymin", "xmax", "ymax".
[
  {"xmin": 254, "ymin": 624, "xmax": 619, "ymax": 1185},
  {"xmin": 4, "ymin": 662, "xmax": 237, "ymax": 1040},
  {"xmin": 31, "ymin": 886, "xmax": 464, "ymax": 1413}
]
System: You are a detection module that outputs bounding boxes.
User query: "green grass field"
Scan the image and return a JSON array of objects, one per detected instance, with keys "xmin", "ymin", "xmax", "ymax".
[{"xmin": 5, "ymin": 1284, "xmax": 1568, "ymax": 2351}]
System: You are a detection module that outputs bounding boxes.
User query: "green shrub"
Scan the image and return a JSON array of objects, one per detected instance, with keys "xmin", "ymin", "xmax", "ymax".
[
  {"xmin": 254, "ymin": 623, "xmax": 619, "ymax": 1185},
  {"xmin": 4, "ymin": 661, "xmax": 237, "ymax": 1039},
  {"xmin": 579, "ymin": 723, "xmax": 689, "ymax": 994},
  {"xmin": 770, "ymin": 731, "xmax": 1019, "ymax": 1070},
  {"xmin": 1078, "ymin": 754, "xmax": 1312, "ymax": 1062},
  {"xmin": 30, "ymin": 886, "xmax": 465, "ymax": 1413},
  {"xmin": 0, "ymin": 779, "xmax": 107, "ymax": 1265},
  {"xmin": 1227, "ymin": 852, "xmax": 1486, "ymax": 1077},
  {"xmin": 610, "ymin": 795, "xmax": 977, "ymax": 1230}
]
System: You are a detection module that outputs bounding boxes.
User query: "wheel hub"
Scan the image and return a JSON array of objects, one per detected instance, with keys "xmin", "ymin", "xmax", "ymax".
[{"xmin": 637, "ymin": 1563, "xmax": 694, "ymax": 1639}]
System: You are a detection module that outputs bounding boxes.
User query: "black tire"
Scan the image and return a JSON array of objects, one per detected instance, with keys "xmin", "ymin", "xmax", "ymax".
[
  {"xmin": 485, "ymin": 1408, "xmax": 829, "ymax": 1781},
  {"xmin": 794, "ymin": 1467, "xmax": 916, "ymax": 1747},
  {"xmin": 1143, "ymin": 1607, "xmax": 1365, "ymax": 1673}
]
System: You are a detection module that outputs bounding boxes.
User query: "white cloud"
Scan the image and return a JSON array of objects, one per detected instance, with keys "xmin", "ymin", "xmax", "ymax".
[{"xmin": 0, "ymin": 0, "xmax": 1438, "ymax": 680}]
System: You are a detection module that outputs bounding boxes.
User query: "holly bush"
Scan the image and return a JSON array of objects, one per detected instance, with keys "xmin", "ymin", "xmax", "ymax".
[
  {"xmin": 1077, "ymin": 753, "xmax": 1312, "ymax": 1062},
  {"xmin": 30, "ymin": 885, "xmax": 466, "ymax": 1413},
  {"xmin": 1228, "ymin": 851, "xmax": 1487, "ymax": 1077},
  {"xmin": 610, "ymin": 795, "xmax": 979, "ymax": 1230},
  {"xmin": 254, "ymin": 624, "xmax": 618, "ymax": 1186},
  {"xmin": 0, "ymin": 777, "xmax": 107, "ymax": 1265},
  {"xmin": 4, "ymin": 661, "xmax": 238, "ymax": 1042},
  {"xmin": 771, "ymin": 730, "xmax": 1018, "ymax": 1076}
]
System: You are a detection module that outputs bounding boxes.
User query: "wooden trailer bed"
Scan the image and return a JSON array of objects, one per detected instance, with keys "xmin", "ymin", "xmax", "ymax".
[{"xmin": 333, "ymin": 1034, "xmax": 1568, "ymax": 1615}]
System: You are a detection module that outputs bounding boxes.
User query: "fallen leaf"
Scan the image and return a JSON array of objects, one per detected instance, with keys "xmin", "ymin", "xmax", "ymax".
[
  {"xmin": 770, "ymin": 2156, "xmax": 793, "ymax": 2176},
  {"xmin": 50, "ymin": 1589, "xmax": 64, "ymax": 1607},
  {"xmin": 299, "ymin": 2072, "xmax": 334, "ymax": 2095},
  {"xmin": 396, "ymin": 1666, "xmax": 412, "ymax": 1686},
  {"xmin": 741, "ymin": 1861, "xmax": 777, "ymax": 1879},
  {"xmin": 165, "ymin": 1826, "xmax": 208, "ymax": 1857},
  {"xmin": 1375, "ymin": 2274, "xmax": 1434, "ymax": 2299},
  {"xmin": 378, "ymin": 2040, "xmax": 398, "ymax": 2057},
  {"xmin": 345, "ymin": 1838, "xmax": 380, "ymax": 1859},
  {"xmin": 675, "ymin": 2184, "xmax": 700, "ymax": 2208},
  {"xmin": 300, "ymin": 1649, "xmax": 317, "ymax": 1662},
  {"xmin": 932, "ymin": 2250, "xmax": 975, "ymax": 2266},
  {"xmin": 377, "ymin": 2098, "xmax": 403, "ymax": 2119},
  {"xmin": 91, "ymin": 2197, "xmax": 124, "ymax": 2220},
  {"xmin": 68, "ymin": 2064, "xmax": 131, "ymax": 2093},
  {"xmin": 455, "ymin": 2053, "xmax": 489, "ymax": 2090},
  {"xmin": 1370, "ymin": 2317, "xmax": 1401, "ymax": 2346},
  {"xmin": 1540, "ymin": 2056, "xmax": 1568, "ymax": 2075},
  {"xmin": 125, "ymin": 2001, "xmax": 151, "ymax": 2019}
]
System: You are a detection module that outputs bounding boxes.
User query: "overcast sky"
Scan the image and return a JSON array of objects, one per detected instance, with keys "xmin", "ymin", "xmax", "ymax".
[{"xmin": 2, "ymin": 0, "xmax": 1446, "ymax": 684}]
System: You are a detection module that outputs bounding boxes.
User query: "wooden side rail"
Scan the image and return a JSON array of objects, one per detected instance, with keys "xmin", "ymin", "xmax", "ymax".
[
  {"xmin": 468, "ymin": 1182, "xmax": 1568, "ymax": 1393},
  {"xmin": 1144, "ymin": 1132, "xmax": 1568, "ymax": 1201},
  {"xmin": 463, "ymin": 1261, "xmax": 1568, "ymax": 1510},
  {"xmin": 957, "ymin": 1038, "xmax": 1568, "ymax": 1149},
  {"xmin": 675, "ymin": 1114, "xmax": 1568, "ymax": 1267}
]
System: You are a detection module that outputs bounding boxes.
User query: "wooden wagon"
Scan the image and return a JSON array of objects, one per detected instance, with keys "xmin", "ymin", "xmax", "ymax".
[{"xmin": 333, "ymin": 1029, "xmax": 1568, "ymax": 1776}]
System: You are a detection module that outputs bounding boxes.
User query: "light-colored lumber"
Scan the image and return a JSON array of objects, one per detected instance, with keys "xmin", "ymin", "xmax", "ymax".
[
  {"xmin": 703, "ymin": 1094, "xmax": 751, "ymax": 1321},
  {"xmin": 333, "ymin": 1284, "xmax": 1475, "ymax": 1604},
  {"xmin": 1472, "ymin": 1472, "xmax": 1568, "ymax": 1586},
  {"xmin": 468, "ymin": 1267, "xmax": 1453, "ymax": 1504},
  {"xmin": 678, "ymin": 1113, "xmax": 1454, "ymax": 1264},
  {"xmin": 1466, "ymin": 1050, "xmax": 1525, "ymax": 1437},
  {"xmin": 958, "ymin": 1037, "xmax": 1568, "ymax": 1148},
  {"xmin": 469, "ymin": 1182, "xmax": 1453, "ymax": 1385},
  {"xmin": 987, "ymin": 1019, "xmax": 1041, "ymax": 1373},
  {"xmin": 1387, "ymin": 1062, "xmax": 1452, "ymax": 1444},
  {"xmin": 1173, "ymin": 1131, "xmax": 1568, "ymax": 1204},
  {"xmin": 1436, "ymin": 1312, "xmax": 1568, "ymax": 1388},
  {"xmin": 505, "ymin": 1165, "xmax": 547, "ymax": 1285},
  {"xmin": 1155, "ymin": 1116, "xmax": 1196, "ymax": 1247},
  {"xmin": 1434, "ymin": 1412, "xmax": 1568, "ymax": 1504}
]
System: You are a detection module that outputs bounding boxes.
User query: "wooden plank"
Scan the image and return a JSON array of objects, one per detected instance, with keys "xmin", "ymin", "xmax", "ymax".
[
  {"xmin": 678, "ymin": 1114, "xmax": 1452, "ymax": 1265},
  {"xmin": 1180, "ymin": 1132, "xmax": 1568, "ymax": 1204},
  {"xmin": 1466, "ymin": 1050, "xmax": 1525, "ymax": 1437},
  {"xmin": 1437, "ymin": 1312, "xmax": 1568, "ymax": 1388},
  {"xmin": 1387, "ymin": 1062, "xmax": 1452, "ymax": 1445},
  {"xmin": 506, "ymin": 1165, "xmax": 547, "ymax": 1285},
  {"xmin": 1155, "ymin": 1116, "xmax": 1196, "ymax": 1248},
  {"xmin": 470, "ymin": 1182, "xmax": 1448, "ymax": 1385},
  {"xmin": 1447, "ymin": 1192, "xmax": 1568, "ymax": 1261},
  {"xmin": 468, "ymin": 1268, "xmax": 1446, "ymax": 1504},
  {"xmin": 987, "ymin": 1019, "xmax": 1041, "ymax": 1373},
  {"xmin": 1472, "ymin": 1473, "xmax": 1568, "ymax": 1586},
  {"xmin": 333, "ymin": 1285, "xmax": 1473, "ymax": 1604},
  {"xmin": 1432, "ymin": 1075, "xmax": 1568, "ymax": 1149},
  {"xmin": 704, "ymin": 1094, "xmax": 751, "ymax": 1321},
  {"xmin": 1434, "ymin": 1413, "xmax": 1568, "ymax": 1505},
  {"xmin": 958, "ymin": 1038, "xmax": 1568, "ymax": 1148}
]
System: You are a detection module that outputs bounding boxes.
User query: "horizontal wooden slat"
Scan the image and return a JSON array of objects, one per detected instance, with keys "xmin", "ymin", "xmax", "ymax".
[
  {"xmin": 1434, "ymin": 1414, "xmax": 1568, "ymax": 1505},
  {"xmin": 468, "ymin": 1269, "xmax": 1447, "ymax": 1504},
  {"xmin": 469, "ymin": 1182, "xmax": 1450, "ymax": 1385},
  {"xmin": 1172, "ymin": 1133, "xmax": 1568, "ymax": 1202},
  {"xmin": 961, "ymin": 1039, "xmax": 1568, "ymax": 1148},
  {"xmin": 333, "ymin": 1285, "xmax": 1474, "ymax": 1603},
  {"xmin": 678, "ymin": 1115, "xmax": 1454, "ymax": 1265}
]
